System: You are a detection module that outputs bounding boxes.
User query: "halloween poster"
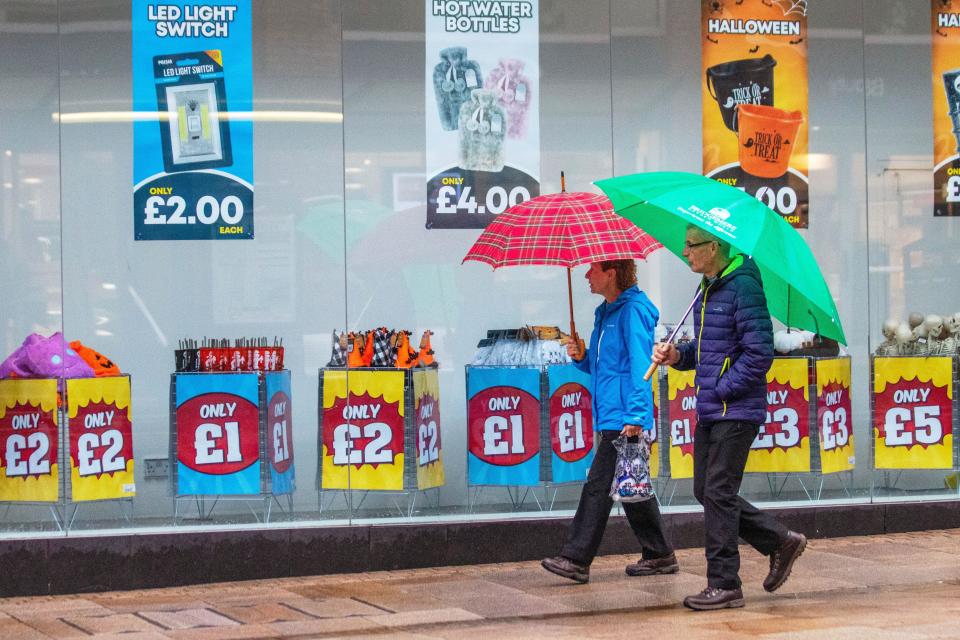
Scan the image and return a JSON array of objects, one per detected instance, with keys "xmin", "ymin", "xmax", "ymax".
[
  {"xmin": 701, "ymin": 0, "xmax": 809, "ymax": 228},
  {"xmin": 133, "ymin": 0, "xmax": 254, "ymax": 240},
  {"xmin": 425, "ymin": 0, "xmax": 541, "ymax": 229},
  {"xmin": 932, "ymin": 0, "xmax": 960, "ymax": 216}
]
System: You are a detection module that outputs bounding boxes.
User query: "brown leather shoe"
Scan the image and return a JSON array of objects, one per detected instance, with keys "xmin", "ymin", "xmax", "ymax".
[
  {"xmin": 625, "ymin": 552, "xmax": 679, "ymax": 576},
  {"xmin": 683, "ymin": 586, "xmax": 745, "ymax": 610},
  {"xmin": 763, "ymin": 530, "xmax": 807, "ymax": 592},
  {"xmin": 541, "ymin": 556, "xmax": 589, "ymax": 584}
]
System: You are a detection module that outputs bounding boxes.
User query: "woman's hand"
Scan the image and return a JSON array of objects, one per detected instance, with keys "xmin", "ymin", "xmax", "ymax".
[
  {"xmin": 621, "ymin": 424, "xmax": 641, "ymax": 438},
  {"xmin": 566, "ymin": 337, "xmax": 586, "ymax": 361}
]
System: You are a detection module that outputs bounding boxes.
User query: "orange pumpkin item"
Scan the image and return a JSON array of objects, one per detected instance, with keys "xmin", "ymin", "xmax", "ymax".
[{"xmin": 68, "ymin": 341, "xmax": 121, "ymax": 377}]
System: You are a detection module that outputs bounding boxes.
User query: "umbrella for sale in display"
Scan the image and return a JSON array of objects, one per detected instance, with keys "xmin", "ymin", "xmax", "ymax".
[
  {"xmin": 463, "ymin": 173, "xmax": 661, "ymax": 346},
  {"xmin": 595, "ymin": 171, "xmax": 845, "ymax": 379}
]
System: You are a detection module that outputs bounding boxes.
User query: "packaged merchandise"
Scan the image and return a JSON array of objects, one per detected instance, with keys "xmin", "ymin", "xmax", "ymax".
[
  {"xmin": 0, "ymin": 332, "xmax": 97, "ymax": 379},
  {"xmin": 154, "ymin": 50, "xmax": 233, "ymax": 172},
  {"xmin": 487, "ymin": 58, "xmax": 531, "ymax": 139},
  {"xmin": 325, "ymin": 328, "xmax": 439, "ymax": 369},
  {"xmin": 432, "ymin": 47, "xmax": 483, "ymax": 131},
  {"xmin": 458, "ymin": 89, "xmax": 507, "ymax": 172},
  {"xmin": 175, "ymin": 337, "xmax": 284, "ymax": 372}
]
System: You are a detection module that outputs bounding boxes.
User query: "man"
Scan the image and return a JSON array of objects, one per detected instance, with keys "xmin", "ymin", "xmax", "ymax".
[
  {"xmin": 541, "ymin": 259, "xmax": 677, "ymax": 584},
  {"xmin": 652, "ymin": 226, "xmax": 806, "ymax": 611}
]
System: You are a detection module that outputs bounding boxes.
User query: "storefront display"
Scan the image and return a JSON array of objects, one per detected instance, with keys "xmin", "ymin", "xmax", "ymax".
[{"xmin": 318, "ymin": 367, "xmax": 444, "ymax": 492}]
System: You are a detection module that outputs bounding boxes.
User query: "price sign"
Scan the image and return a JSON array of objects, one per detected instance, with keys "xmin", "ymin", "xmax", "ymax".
[
  {"xmin": 0, "ymin": 379, "xmax": 60, "ymax": 502},
  {"xmin": 175, "ymin": 373, "xmax": 261, "ymax": 495},
  {"xmin": 815, "ymin": 358, "xmax": 855, "ymax": 474},
  {"xmin": 746, "ymin": 358, "xmax": 810, "ymax": 473},
  {"xmin": 266, "ymin": 370, "xmax": 295, "ymax": 495},
  {"xmin": 413, "ymin": 369, "xmax": 444, "ymax": 490},
  {"xmin": 667, "ymin": 368, "xmax": 697, "ymax": 479},
  {"xmin": 436, "ymin": 183, "xmax": 532, "ymax": 216},
  {"xmin": 135, "ymin": 174, "xmax": 253, "ymax": 240},
  {"xmin": 547, "ymin": 365, "xmax": 594, "ymax": 484},
  {"xmin": 67, "ymin": 377, "xmax": 136, "ymax": 501},
  {"xmin": 320, "ymin": 370, "xmax": 406, "ymax": 491},
  {"xmin": 873, "ymin": 357, "xmax": 953, "ymax": 469},
  {"xmin": 466, "ymin": 367, "xmax": 541, "ymax": 486}
]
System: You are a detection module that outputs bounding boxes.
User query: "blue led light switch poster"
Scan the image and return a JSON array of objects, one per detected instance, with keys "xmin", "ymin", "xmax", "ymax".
[{"xmin": 133, "ymin": 1, "xmax": 253, "ymax": 240}]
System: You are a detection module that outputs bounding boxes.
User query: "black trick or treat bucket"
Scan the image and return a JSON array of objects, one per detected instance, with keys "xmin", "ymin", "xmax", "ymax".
[
  {"xmin": 706, "ymin": 54, "xmax": 777, "ymax": 133},
  {"xmin": 943, "ymin": 69, "xmax": 960, "ymax": 153}
]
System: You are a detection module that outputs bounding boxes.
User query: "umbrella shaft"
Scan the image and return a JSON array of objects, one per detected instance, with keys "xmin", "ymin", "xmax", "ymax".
[{"xmin": 644, "ymin": 290, "xmax": 701, "ymax": 381}]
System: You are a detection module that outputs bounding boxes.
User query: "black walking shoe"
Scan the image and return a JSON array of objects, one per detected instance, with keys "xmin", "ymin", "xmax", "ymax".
[
  {"xmin": 763, "ymin": 530, "xmax": 807, "ymax": 592},
  {"xmin": 625, "ymin": 552, "xmax": 679, "ymax": 576},
  {"xmin": 683, "ymin": 586, "xmax": 745, "ymax": 611},
  {"xmin": 541, "ymin": 556, "xmax": 589, "ymax": 584}
]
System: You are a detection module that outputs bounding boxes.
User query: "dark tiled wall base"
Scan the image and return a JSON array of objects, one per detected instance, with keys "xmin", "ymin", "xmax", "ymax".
[{"xmin": 5, "ymin": 499, "xmax": 960, "ymax": 596}]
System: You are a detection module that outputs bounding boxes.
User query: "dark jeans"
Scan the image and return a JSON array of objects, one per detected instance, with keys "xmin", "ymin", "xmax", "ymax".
[
  {"xmin": 560, "ymin": 430, "xmax": 673, "ymax": 565},
  {"xmin": 694, "ymin": 419, "xmax": 788, "ymax": 589}
]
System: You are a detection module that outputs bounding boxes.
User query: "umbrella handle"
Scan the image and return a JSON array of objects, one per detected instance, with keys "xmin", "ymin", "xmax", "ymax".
[{"xmin": 644, "ymin": 290, "xmax": 702, "ymax": 381}]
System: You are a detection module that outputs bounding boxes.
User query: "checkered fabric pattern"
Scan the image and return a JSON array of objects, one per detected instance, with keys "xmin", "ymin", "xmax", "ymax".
[
  {"xmin": 462, "ymin": 191, "xmax": 661, "ymax": 268},
  {"xmin": 371, "ymin": 328, "xmax": 395, "ymax": 367},
  {"xmin": 327, "ymin": 330, "xmax": 347, "ymax": 367}
]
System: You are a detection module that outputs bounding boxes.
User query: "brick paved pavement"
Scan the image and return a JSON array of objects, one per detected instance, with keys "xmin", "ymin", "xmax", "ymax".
[{"xmin": 1, "ymin": 529, "xmax": 959, "ymax": 638}]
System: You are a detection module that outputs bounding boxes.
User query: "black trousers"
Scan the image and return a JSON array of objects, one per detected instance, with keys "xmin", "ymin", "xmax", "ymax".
[
  {"xmin": 694, "ymin": 419, "xmax": 788, "ymax": 589},
  {"xmin": 560, "ymin": 430, "xmax": 673, "ymax": 565}
]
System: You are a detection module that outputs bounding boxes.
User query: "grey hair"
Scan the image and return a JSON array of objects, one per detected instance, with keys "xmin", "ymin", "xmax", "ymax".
[{"xmin": 687, "ymin": 224, "xmax": 732, "ymax": 259}]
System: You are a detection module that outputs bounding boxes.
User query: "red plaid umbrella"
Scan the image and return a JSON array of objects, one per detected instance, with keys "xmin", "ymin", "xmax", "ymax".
[{"xmin": 462, "ymin": 190, "xmax": 661, "ymax": 342}]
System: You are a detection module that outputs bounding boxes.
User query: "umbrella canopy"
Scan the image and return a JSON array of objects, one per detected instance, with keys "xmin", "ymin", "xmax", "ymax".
[
  {"xmin": 462, "ymin": 191, "xmax": 660, "ymax": 268},
  {"xmin": 596, "ymin": 171, "xmax": 846, "ymax": 345}
]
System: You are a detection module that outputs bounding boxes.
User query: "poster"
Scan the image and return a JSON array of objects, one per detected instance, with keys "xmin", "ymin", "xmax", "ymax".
[
  {"xmin": 67, "ymin": 377, "xmax": 136, "ymax": 501},
  {"xmin": 815, "ymin": 357, "xmax": 855, "ymax": 474},
  {"xmin": 133, "ymin": 1, "xmax": 253, "ymax": 240},
  {"xmin": 265, "ymin": 370, "xmax": 295, "ymax": 495},
  {"xmin": 746, "ymin": 357, "xmax": 810, "ymax": 473},
  {"xmin": 873, "ymin": 357, "xmax": 954, "ymax": 470},
  {"xmin": 413, "ymin": 369, "xmax": 445, "ymax": 490},
  {"xmin": 701, "ymin": 0, "xmax": 809, "ymax": 227},
  {"xmin": 546, "ymin": 365, "xmax": 594, "ymax": 484},
  {"xmin": 932, "ymin": 2, "xmax": 960, "ymax": 215},
  {"xmin": 425, "ymin": 0, "xmax": 540, "ymax": 228},
  {"xmin": 320, "ymin": 370, "xmax": 406, "ymax": 491},
  {"xmin": 667, "ymin": 368, "xmax": 697, "ymax": 480},
  {"xmin": 467, "ymin": 367, "xmax": 541, "ymax": 486},
  {"xmin": 175, "ymin": 373, "xmax": 261, "ymax": 495},
  {"xmin": 0, "ymin": 379, "xmax": 59, "ymax": 502}
]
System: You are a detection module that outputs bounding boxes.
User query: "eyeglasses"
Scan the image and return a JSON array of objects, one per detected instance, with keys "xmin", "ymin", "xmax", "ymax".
[{"xmin": 684, "ymin": 239, "xmax": 715, "ymax": 250}]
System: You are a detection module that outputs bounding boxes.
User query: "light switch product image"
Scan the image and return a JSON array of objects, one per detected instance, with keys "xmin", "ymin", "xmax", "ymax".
[
  {"xmin": 154, "ymin": 50, "xmax": 233, "ymax": 173},
  {"xmin": 487, "ymin": 58, "xmax": 531, "ymax": 140},
  {"xmin": 458, "ymin": 89, "xmax": 507, "ymax": 172},
  {"xmin": 166, "ymin": 83, "xmax": 223, "ymax": 165}
]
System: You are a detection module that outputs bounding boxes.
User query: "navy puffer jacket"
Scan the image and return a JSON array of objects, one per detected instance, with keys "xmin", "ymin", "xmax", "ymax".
[{"xmin": 675, "ymin": 255, "xmax": 773, "ymax": 425}]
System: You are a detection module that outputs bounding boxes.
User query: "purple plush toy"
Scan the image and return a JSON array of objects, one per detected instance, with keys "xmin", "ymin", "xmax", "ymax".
[{"xmin": 0, "ymin": 332, "xmax": 94, "ymax": 379}]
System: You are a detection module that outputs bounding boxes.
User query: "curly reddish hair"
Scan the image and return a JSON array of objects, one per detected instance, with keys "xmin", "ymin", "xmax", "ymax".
[{"xmin": 598, "ymin": 259, "xmax": 637, "ymax": 292}]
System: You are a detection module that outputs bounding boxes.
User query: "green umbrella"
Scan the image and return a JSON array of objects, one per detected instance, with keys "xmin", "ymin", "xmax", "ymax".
[{"xmin": 595, "ymin": 171, "xmax": 846, "ymax": 347}]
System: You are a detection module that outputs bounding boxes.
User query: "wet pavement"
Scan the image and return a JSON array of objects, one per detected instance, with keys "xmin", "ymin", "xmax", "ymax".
[{"xmin": 1, "ymin": 528, "xmax": 959, "ymax": 639}]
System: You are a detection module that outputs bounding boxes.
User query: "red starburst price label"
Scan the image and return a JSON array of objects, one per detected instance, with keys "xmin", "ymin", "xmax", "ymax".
[
  {"xmin": 752, "ymin": 384, "xmax": 809, "ymax": 453},
  {"xmin": 177, "ymin": 392, "xmax": 260, "ymax": 474},
  {"xmin": 416, "ymin": 393, "xmax": 441, "ymax": 467},
  {"xmin": 468, "ymin": 385, "xmax": 539, "ymax": 466},
  {"xmin": 70, "ymin": 400, "xmax": 133, "ymax": 479},
  {"xmin": 322, "ymin": 392, "xmax": 404, "ymax": 469},
  {"xmin": 819, "ymin": 381, "xmax": 851, "ymax": 452},
  {"xmin": 876, "ymin": 382, "xmax": 951, "ymax": 449},
  {"xmin": 668, "ymin": 382, "xmax": 697, "ymax": 458},
  {"xmin": 0, "ymin": 402, "xmax": 58, "ymax": 481},
  {"xmin": 549, "ymin": 382, "xmax": 593, "ymax": 462}
]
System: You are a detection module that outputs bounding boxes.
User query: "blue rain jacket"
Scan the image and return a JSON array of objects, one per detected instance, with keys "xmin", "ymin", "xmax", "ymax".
[
  {"xmin": 675, "ymin": 255, "xmax": 773, "ymax": 425},
  {"xmin": 573, "ymin": 286, "xmax": 659, "ymax": 432}
]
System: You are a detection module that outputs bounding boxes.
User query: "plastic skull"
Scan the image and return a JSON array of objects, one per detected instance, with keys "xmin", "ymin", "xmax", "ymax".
[
  {"xmin": 896, "ymin": 323, "xmax": 914, "ymax": 345},
  {"xmin": 908, "ymin": 312, "xmax": 924, "ymax": 329},
  {"xmin": 924, "ymin": 314, "xmax": 944, "ymax": 339},
  {"xmin": 950, "ymin": 313, "xmax": 960, "ymax": 336},
  {"xmin": 882, "ymin": 319, "xmax": 899, "ymax": 340},
  {"xmin": 912, "ymin": 320, "xmax": 928, "ymax": 340}
]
